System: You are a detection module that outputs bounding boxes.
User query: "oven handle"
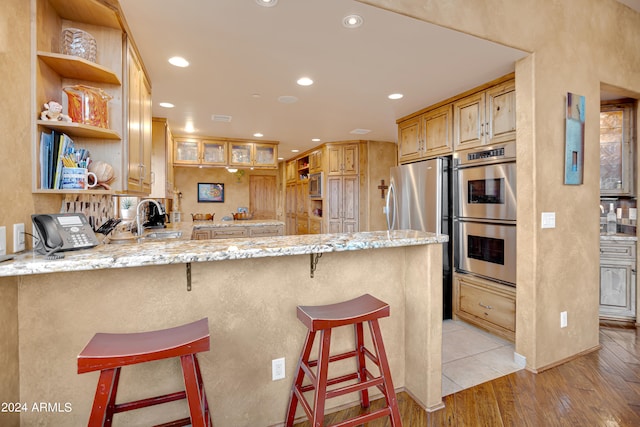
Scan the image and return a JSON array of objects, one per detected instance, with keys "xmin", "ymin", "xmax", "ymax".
[{"xmin": 456, "ymin": 217, "xmax": 516, "ymax": 226}]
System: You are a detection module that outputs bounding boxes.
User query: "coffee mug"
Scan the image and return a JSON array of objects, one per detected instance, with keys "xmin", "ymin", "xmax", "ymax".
[{"xmin": 61, "ymin": 167, "xmax": 97, "ymax": 190}]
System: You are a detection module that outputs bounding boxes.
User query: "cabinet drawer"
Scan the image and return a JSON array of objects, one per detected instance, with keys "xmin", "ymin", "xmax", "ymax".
[
  {"xmin": 211, "ymin": 227, "xmax": 247, "ymax": 239},
  {"xmin": 191, "ymin": 229, "xmax": 211, "ymax": 240},
  {"xmin": 249, "ymin": 226, "xmax": 283, "ymax": 237},
  {"xmin": 309, "ymin": 219, "xmax": 322, "ymax": 234},
  {"xmin": 600, "ymin": 241, "xmax": 636, "ymax": 260},
  {"xmin": 458, "ymin": 278, "xmax": 516, "ymax": 332}
]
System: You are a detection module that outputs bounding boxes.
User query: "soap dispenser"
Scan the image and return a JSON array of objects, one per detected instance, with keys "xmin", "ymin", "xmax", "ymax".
[{"xmin": 606, "ymin": 203, "xmax": 617, "ymax": 235}]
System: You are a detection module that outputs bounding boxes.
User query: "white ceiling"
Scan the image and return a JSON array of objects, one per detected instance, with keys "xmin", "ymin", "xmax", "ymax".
[{"xmin": 118, "ymin": 0, "xmax": 636, "ymax": 161}]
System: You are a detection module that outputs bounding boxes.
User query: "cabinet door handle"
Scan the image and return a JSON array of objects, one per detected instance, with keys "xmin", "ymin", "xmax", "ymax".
[{"xmin": 478, "ymin": 302, "xmax": 492, "ymax": 310}]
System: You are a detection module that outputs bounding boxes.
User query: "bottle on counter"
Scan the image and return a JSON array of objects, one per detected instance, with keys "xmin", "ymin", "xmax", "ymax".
[{"xmin": 606, "ymin": 203, "xmax": 617, "ymax": 235}]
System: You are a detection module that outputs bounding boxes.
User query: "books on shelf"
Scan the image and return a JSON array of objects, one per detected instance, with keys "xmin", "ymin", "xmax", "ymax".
[{"xmin": 39, "ymin": 131, "xmax": 75, "ymax": 189}]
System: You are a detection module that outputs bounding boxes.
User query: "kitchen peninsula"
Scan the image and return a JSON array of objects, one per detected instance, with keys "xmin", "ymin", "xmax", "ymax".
[{"xmin": 0, "ymin": 230, "xmax": 446, "ymax": 427}]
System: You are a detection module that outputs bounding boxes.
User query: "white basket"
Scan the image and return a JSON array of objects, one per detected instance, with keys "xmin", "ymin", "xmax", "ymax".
[{"xmin": 61, "ymin": 28, "xmax": 97, "ymax": 63}]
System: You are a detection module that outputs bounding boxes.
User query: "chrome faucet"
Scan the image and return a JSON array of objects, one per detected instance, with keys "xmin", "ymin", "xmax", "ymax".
[{"xmin": 136, "ymin": 199, "xmax": 165, "ymax": 236}]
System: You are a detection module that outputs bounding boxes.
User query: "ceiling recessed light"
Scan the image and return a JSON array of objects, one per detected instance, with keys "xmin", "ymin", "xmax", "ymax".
[
  {"xmin": 168, "ymin": 56, "xmax": 189, "ymax": 67},
  {"xmin": 312, "ymin": 138, "xmax": 321, "ymax": 142},
  {"xmin": 388, "ymin": 93, "xmax": 404, "ymax": 100},
  {"xmin": 159, "ymin": 102, "xmax": 175, "ymax": 108},
  {"xmin": 291, "ymin": 149, "xmax": 300, "ymax": 153},
  {"xmin": 184, "ymin": 121, "xmax": 195, "ymax": 133},
  {"xmin": 255, "ymin": 0, "xmax": 278, "ymax": 7},
  {"xmin": 278, "ymin": 95, "xmax": 298, "ymax": 104},
  {"xmin": 343, "ymin": 14, "xmax": 363, "ymax": 29},
  {"xmin": 296, "ymin": 77, "xmax": 314, "ymax": 86},
  {"xmin": 253, "ymin": 133, "xmax": 263, "ymax": 138}
]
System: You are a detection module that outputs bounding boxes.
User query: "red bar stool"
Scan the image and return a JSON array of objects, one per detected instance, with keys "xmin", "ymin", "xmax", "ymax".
[
  {"xmin": 77, "ymin": 318, "xmax": 213, "ymax": 427},
  {"xmin": 285, "ymin": 294, "xmax": 402, "ymax": 427}
]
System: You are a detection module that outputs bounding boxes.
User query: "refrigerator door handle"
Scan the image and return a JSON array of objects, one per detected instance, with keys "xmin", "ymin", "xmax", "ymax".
[{"xmin": 386, "ymin": 181, "xmax": 396, "ymax": 230}]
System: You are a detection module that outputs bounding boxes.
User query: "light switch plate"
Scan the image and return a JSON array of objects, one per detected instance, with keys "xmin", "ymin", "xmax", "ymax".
[
  {"xmin": 541, "ymin": 212, "xmax": 556, "ymax": 229},
  {"xmin": 0, "ymin": 226, "xmax": 6, "ymax": 255},
  {"xmin": 13, "ymin": 223, "xmax": 25, "ymax": 252}
]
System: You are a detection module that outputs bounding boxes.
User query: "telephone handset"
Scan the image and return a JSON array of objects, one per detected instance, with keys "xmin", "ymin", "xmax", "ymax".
[{"xmin": 32, "ymin": 213, "xmax": 99, "ymax": 258}]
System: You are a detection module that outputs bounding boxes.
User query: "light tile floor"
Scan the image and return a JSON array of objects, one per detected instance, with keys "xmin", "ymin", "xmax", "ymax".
[{"xmin": 441, "ymin": 319, "xmax": 525, "ymax": 396}]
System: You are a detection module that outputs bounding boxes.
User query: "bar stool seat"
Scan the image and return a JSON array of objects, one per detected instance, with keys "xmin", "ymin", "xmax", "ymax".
[
  {"xmin": 285, "ymin": 294, "xmax": 402, "ymax": 426},
  {"xmin": 78, "ymin": 318, "xmax": 212, "ymax": 427}
]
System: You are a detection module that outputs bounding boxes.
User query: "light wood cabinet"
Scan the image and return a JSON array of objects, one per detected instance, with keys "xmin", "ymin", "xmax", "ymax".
[
  {"xmin": 327, "ymin": 143, "xmax": 358, "ymax": 176},
  {"xmin": 149, "ymin": 118, "xmax": 174, "ymax": 199},
  {"xmin": 600, "ymin": 101, "xmax": 635, "ymax": 197},
  {"xmin": 286, "ymin": 160, "xmax": 297, "ymax": 183},
  {"xmin": 600, "ymin": 239, "xmax": 637, "ymax": 321},
  {"xmin": 398, "ymin": 104, "xmax": 453, "ymax": 163},
  {"xmin": 453, "ymin": 273, "xmax": 516, "ymax": 342},
  {"xmin": 309, "ymin": 149, "xmax": 324, "ymax": 173},
  {"xmin": 284, "ymin": 140, "xmax": 395, "ymax": 235},
  {"xmin": 309, "ymin": 218, "xmax": 322, "ymax": 234},
  {"xmin": 32, "ymin": 0, "xmax": 130, "ymax": 194},
  {"xmin": 190, "ymin": 224, "xmax": 284, "ymax": 240},
  {"xmin": 327, "ymin": 175, "xmax": 359, "ymax": 233},
  {"xmin": 453, "ymin": 80, "xmax": 516, "ymax": 150},
  {"xmin": 285, "ymin": 182, "xmax": 296, "ymax": 234},
  {"xmin": 174, "ymin": 138, "xmax": 227, "ymax": 166},
  {"xmin": 126, "ymin": 43, "xmax": 152, "ymax": 194},
  {"xmin": 229, "ymin": 142, "xmax": 278, "ymax": 168}
]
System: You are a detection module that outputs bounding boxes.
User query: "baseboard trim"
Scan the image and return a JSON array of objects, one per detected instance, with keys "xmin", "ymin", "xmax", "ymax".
[{"xmin": 527, "ymin": 344, "xmax": 601, "ymax": 373}]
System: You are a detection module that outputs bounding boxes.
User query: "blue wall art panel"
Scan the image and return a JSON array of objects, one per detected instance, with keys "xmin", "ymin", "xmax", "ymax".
[{"xmin": 564, "ymin": 92, "xmax": 586, "ymax": 185}]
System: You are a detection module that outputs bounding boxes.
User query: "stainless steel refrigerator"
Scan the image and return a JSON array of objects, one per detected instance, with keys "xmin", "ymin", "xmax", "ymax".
[{"xmin": 386, "ymin": 157, "xmax": 453, "ymax": 318}]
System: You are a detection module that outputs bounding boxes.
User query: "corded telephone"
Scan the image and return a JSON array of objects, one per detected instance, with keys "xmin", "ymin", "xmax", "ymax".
[{"xmin": 32, "ymin": 213, "xmax": 99, "ymax": 259}]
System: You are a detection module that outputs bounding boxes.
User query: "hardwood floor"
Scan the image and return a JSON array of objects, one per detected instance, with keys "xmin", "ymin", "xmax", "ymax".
[{"xmin": 293, "ymin": 325, "xmax": 640, "ymax": 426}]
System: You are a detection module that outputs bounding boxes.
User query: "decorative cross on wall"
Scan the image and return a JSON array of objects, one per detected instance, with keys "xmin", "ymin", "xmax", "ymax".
[{"xmin": 377, "ymin": 180, "xmax": 389, "ymax": 199}]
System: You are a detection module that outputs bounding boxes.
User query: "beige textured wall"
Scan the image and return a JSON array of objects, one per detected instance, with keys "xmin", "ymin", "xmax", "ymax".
[
  {"xmin": 17, "ymin": 245, "xmax": 441, "ymax": 426},
  {"xmin": 362, "ymin": 140, "xmax": 397, "ymax": 231},
  {"xmin": 173, "ymin": 166, "xmax": 279, "ymax": 220},
  {"xmin": 358, "ymin": 0, "xmax": 640, "ymax": 369}
]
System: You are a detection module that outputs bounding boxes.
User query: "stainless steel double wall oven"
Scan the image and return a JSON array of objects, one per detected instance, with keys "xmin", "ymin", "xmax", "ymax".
[{"xmin": 454, "ymin": 142, "xmax": 516, "ymax": 286}]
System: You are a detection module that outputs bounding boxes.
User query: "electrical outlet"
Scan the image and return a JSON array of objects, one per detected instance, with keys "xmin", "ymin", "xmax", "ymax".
[
  {"xmin": 13, "ymin": 223, "xmax": 25, "ymax": 252},
  {"xmin": 560, "ymin": 311, "xmax": 567, "ymax": 328},
  {"xmin": 0, "ymin": 226, "xmax": 6, "ymax": 256},
  {"xmin": 272, "ymin": 357, "xmax": 285, "ymax": 381}
]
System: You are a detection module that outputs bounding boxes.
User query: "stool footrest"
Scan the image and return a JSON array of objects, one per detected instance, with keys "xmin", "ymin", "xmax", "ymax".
[
  {"xmin": 114, "ymin": 391, "xmax": 186, "ymax": 413},
  {"xmin": 153, "ymin": 417, "xmax": 192, "ymax": 427},
  {"xmin": 326, "ymin": 377, "xmax": 384, "ymax": 401},
  {"xmin": 300, "ymin": 372, "xmax": 360, "ymax": 393},
  {"xmin": 329, "ymin": 407, "xmax": 392, "ymax": 427},
  {"xmin": 307, "ymin": 349, "xmax": 358, "ymax": 368}
]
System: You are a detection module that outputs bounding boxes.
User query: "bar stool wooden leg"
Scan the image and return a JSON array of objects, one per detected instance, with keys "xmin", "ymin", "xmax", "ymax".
[
  {"xmin": 355, "ymin": 322, "xmax": 370, "ymax": 408},
  {"xmin": 88, "ymin": 367, "xmax": 120, "ymax": 427},
  {"xmin": 180, "ymin": 354, "xmax": 211, "ymax": 427},
  {"xmin": 312, "ymin": 328, "xmax": 332, "ymax": 427},
  {"xmin": 369, "ymin": 319, "xmax": 402, "ymax": 426},
  {"xmin": 286, "ymin": 330, "xmax": 317, "ymax": 426}
]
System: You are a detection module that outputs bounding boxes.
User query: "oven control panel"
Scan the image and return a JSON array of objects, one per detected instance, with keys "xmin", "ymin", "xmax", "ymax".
[{"xmin": 455, "ymin": 142, "xmax": 516, "ymax": 167}]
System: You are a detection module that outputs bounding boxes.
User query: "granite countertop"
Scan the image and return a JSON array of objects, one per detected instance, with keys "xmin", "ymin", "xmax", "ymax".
[{"xmin": 0, "ymin": 230, "xmax": 448, "ymax": 278}]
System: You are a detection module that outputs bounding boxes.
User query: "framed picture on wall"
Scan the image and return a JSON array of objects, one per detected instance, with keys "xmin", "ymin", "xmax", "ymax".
[{"xmin": 197, "ymin": 182, "xmax": 224, "ymax": 203}]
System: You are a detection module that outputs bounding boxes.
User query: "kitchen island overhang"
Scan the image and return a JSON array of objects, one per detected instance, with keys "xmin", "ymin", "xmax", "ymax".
[{"xmin": 0, "ymin": 230, "xmax": 446, "ymax": 427}]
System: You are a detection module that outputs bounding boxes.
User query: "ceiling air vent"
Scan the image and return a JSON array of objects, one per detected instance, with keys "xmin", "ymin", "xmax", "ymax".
[
  {"xmin": 349, "ymin": 128, "xmax": 371, "ymax": 135},
  {"xmin": 211, "ymin": 114, "xmax": 232, "ymax": 123}
]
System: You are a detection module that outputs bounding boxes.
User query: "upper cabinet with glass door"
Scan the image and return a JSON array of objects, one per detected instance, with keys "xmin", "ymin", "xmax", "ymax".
[
  {"xmin": 174, "ymin": 138, "xmax": 227, "ymax": 166},
  {"xmin": 229, "ymin": 142, "xmax": 278, "ymax": 168},
  {"xmin": 600, "ymin": 101, "xmax": 636, "ymax": 196}
]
